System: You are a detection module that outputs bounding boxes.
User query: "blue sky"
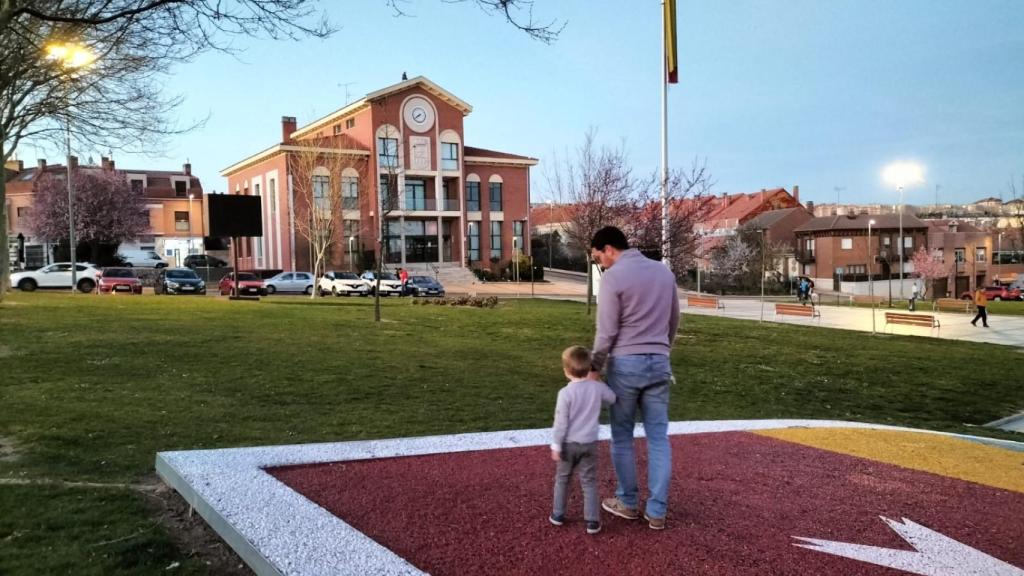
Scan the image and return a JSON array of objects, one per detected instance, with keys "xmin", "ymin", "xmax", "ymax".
[{"xmin": 66, "ymin": 1, "xmax": 1024, "ymax": 205}]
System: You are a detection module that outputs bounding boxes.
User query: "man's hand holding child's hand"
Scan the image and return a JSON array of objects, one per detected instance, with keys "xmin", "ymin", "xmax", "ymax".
[{"xmin": 551, "ymin": 449, "xmax": 561, "ymax": 462}]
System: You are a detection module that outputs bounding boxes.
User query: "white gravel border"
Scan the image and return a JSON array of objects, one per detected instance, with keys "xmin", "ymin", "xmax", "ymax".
[{"xmin": 155, "ymin": 419, "xmax": 1023, "ymax": 576}]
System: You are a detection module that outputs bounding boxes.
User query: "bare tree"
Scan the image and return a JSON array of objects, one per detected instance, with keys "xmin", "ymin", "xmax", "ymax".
[
  {"xmin": 370, "ymin": 98, "xmax": 402, "ymax": 322},
  {"xmin": 625, "ymin": 159, "xmax": 716, "ymax": 275},
  {"xmin": 0, "ymin": 0, "xmax": 333, "ymax": 299},
  {"xmin": 545, "ymin": 129, "xmax": 635, "ymax": 314},
  {"xmin": 289, "ymin": 135, "xmax": 367, "ymax": 298},
  {"xmin": 710, "ymin": 235, "xmax": 755, "ymax": 287},
  {"xmin": 385, "ymin": 0, "xmax": 564, "ymax": 43}
]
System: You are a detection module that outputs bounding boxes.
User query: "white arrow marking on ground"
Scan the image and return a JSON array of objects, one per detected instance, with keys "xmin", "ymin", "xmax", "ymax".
[{"xmin": 793, "ymin": 516, "xmax": 1024, "ymax": 576}]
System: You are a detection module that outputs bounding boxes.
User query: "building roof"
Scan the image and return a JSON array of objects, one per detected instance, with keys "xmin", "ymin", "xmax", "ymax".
[
  {"xmin": 794, "ymin": 213, "xmax": 928, "ymax": 233},
  {"xmin": 700, "ymin": 188, "xmax": 800, "ymax": 228},
  {"xmin": 741, "ymin": 207, "xmax": 810, "ymax": 230},
  {"xmin": 290, "ymin": 76, "xmax": 472, "ymax": 140},
  {"xmin": 926, "ymin": 219, "xmax": 984, "ymax": 233},
  {"xmin": 529, "ymin": 203, "xmax": 573, "ymax": 228},
  {"xmin": 464, "ymin": 146, "xmax": 538, "ymax": 166},
  {"xmin": 973, "ymin": 196, "xmax": 1003, "ymax": 204}
]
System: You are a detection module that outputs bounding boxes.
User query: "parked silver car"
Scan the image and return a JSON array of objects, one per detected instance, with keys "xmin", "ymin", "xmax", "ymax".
[{"xmin": 264, "ymin": 271, "xmax": 314, "ymax": 295}]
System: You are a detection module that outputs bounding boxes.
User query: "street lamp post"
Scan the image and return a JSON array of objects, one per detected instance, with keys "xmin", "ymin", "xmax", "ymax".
[
  {"xmin": 46, "ymin": 43, "xmax": 95, "ymax": 293},
  {"xmin": 696, "ymin": 227, "xmax": 702, "ymax": 294},
  {"xmin": 349, "ymin": 236, "xmax": 356, "ymax": 272},
  {"xmin": 868, "ymin": 219, "xmax": 876, "ymax": 334},
  {"xmin": 882, "ymin": 161, "xmax": 925, "ymax": 301},
  {"xmin": 547, "ymin": 201, "xmax": 554, "ymax": 269},
  {"xmin": 759, "ymin": 228, "xmax": 766, "ymax": 323},
  {"xmin": 187, "ymin": 193, "xmax": 194, "ymax": 261},
  {"xmin": 997, "ymin": 232, "xmax": 1003, "ymax": 283}
]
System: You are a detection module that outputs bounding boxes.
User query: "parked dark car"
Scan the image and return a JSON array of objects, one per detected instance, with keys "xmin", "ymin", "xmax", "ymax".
[
  {"xmin": 97, "ymin": 267, "xmax": 143, "ymax": 295},
  {"xmin": 155, "ymin": 267, "xmax": 207, "ymax": 295},
  {"xmin": 184, "ymin": 254, "xmax": 229, "ymax": 268},
  {"xmin": 406, "ymin": 275, "xmax": 446, "ymax": 297}
]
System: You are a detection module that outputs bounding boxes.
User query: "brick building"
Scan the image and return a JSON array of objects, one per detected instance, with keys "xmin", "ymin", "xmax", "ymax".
[
  {"xmin": 794, "ymin": 213, "xmax": 929, "ymax": 294},
  {"xmin": 4, "ymin": 157, "xmax": 204, "ymax": 269},
  {"xmin": 220, "ymin": 76, "xmax": 538, "ymax": 273}
]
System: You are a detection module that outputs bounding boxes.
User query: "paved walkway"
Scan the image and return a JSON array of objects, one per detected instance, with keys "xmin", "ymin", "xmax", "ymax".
[{"xmin": 681, "ymin": 297, "xmax": 1024, "ymax": 347}]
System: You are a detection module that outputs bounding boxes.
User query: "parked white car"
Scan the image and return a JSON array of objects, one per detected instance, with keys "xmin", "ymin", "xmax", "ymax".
[
  {"xmin": 265, "ymin": 271, "xmax": 315, "ymax": 295},
  {"xmin": 319, "ymin": 271, "xmax": 370, "ymax": 297},
  {"xmin": 118, "ymin": 249, "xmax": 167, "ymax": 268},
  {"xmin": 11, "ymin": 262, "xmax": 101, "ymax": 293},
  {"xmin": 359, "ymin": 271, "xmax": 404, "ymax": 297}
]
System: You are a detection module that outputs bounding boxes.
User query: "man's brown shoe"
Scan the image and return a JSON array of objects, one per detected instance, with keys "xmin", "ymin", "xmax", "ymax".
[
  {"xmin": 601, "ymin": 498, "xmax": 639, "ymax": 520},
  {"xmin": 644, "ymin": 513, "xmax": 666, "ymax": 530}
]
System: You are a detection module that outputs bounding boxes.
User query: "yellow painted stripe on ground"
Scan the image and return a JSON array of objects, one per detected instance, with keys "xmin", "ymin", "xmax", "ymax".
[{"xmin": 755, "ymin": 428, "xmax": 1024, "ymax": 494}]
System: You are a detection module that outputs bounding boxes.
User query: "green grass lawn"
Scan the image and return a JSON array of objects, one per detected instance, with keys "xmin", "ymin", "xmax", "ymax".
[
  {"xmin": 818, "ymin": 297, "xmax": 1024, "ymax": 315},
  {"xmin": 1, "ymin": 293, "xmax": 1022, "ymax": 574}
]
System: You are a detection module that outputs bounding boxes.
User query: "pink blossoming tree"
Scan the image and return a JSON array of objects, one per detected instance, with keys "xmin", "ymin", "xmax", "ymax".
[{"xmin": 30, "ymin": 170, "xmax": 149, "ymax": 263}]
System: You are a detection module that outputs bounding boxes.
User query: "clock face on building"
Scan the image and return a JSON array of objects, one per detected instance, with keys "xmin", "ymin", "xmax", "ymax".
[{"xmin": 403, "ymin": 97, "xmax": 435, "ymax": 133}]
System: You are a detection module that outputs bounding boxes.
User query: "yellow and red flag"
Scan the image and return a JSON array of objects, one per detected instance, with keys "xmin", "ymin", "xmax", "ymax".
[{"xmin": 664, "ymin": 0, "xmax": 678, "ymax": 83}]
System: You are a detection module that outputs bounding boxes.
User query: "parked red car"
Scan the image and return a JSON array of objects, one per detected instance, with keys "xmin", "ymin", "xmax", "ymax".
[
  {"xmin": 218, "ymin": 272, "xmax": 266, "ymax": 296},
  {"xmin": 960, "ymin": 286, "xmax": 1023, "ymax": 301},
  {"xmin": 97, "ymin": 267, "xmax": 143, "ymax": 295}
]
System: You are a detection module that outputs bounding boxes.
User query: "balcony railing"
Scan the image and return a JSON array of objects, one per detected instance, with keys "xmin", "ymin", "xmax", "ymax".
[
  {"xmin": 404, "ymin": 197, "xmax": 436, "ymax": 211},
  {"xmin": 442, "ymin": 198, "xmax": 460, "ymax": 211},
  {"xmin": 795, "ymin": 250, "xmax": 815, "ymax": 263}
]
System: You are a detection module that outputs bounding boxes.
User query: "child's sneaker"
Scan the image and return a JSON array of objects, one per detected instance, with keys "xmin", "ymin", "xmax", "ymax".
[
  {"xmin": 586, "ymin": 521, "xmax": 601, "ymax": 535},
  {"xmin": 549, "ymin": 514, "xmax": 565, "ymax": 526}
]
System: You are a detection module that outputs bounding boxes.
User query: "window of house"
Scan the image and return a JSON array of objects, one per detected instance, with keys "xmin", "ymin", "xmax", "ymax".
[
  {"xmin": 405, "ymin": 179, "xmax": 427, "ymax": 211},
  {"xmin": 377, "ymin": 137, "xmax": 399, "ymax": 167},
  {"xmin": 333, "ymin": 125, "xmax": 342, "ymax": 135},
  {"xmin": 16, "ymin": 207, "xmax": 29, "ymax": 219},
  {"xmin": 312, "ymin": 175, "xmax": 330, "ymax": 211},
  {"xmin": 442, "ymin": 143, "xmax": 459, "ymax": 171},
  {"xmin": 848, "ymin": 264, "xmax": 867, "ymax": 274},
  {"xmin": 269, "ymin": 179, "xmax": 276, "ymax": 213},
  {"xmin": 130, "ymin": 179, "xmax": 144, "ymax": 194},
  {"xmin": 490, "ymin": 221, "xmax": 502, "ymax": 259},
  {"xmin": 379, "ymin": 175, "xmax": 398, "ymax": 212},
  {"xmin": 489, "ymin": 182, "xmax": 503, "ymax": 212},
  {"xmin": 342, "ymin": 176, "xmax": 359, "ymax": 210},
  {"xmin": 841, "ymin": 238, "xmax": 853, "ymax": 250},
  {"xmin": 468, "ymin": 222, "xmax": 480, "ymax": 262},
  {"xmin": 466, "ymin": 181, "xmax": 480, "ymax": 211},
  {"xmin": 513, "ymin": 221, "xmax": 525, "ymax": 254},
  {"xmin": 904, "ymin": 236, "xmax": 913, "ymax": 249},
  {"xmin": 883, "ymin": 236, "xmax": 891, "ymax": 247},
  {"xmin": 954, "ymin": 248, "xmax": 965, "ymax": 263},
  {"xmin": 976, "ymin": 247, "xmax": 986, "ymax": 262},
  {"xmin": 346, "ymin": 118, "xmax": 356, "ymax": 129},
  {"xmin": 174, "ymin": 211, "xmax": 190, "ymax": 232},
  {"xmin": 175, "ymin": 180, "xmax": 187, "ymax": 197}
]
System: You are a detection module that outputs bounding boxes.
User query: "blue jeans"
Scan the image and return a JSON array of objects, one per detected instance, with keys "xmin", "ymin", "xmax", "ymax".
[{"xmin": 607, "ymin": 353, "xmax": 673, "ymax": 519}]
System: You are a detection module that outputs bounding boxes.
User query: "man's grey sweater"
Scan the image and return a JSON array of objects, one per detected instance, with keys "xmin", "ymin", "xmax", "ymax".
[
  {"xmin": 592, "ymin": 249, "xmax": 680, "ymax": 372},
  {"xmin": 551, "ymin": 378, "xmax": 617, "ymax": 451}
]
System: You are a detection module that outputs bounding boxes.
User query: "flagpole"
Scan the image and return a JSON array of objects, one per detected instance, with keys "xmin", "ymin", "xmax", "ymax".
[{"xmin": 661, "ymin": 0, "xmax": 670, "ymax": 269}]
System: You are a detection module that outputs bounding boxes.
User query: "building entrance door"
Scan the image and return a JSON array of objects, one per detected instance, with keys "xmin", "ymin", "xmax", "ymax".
[{"xmin": 405, "ymin": 237, "xmax": 438, "ymax": 263}]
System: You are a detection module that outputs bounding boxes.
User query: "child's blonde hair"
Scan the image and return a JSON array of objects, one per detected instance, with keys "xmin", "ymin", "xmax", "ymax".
[{"xmin": 562, "ymin": 346, "xmax": 592, "ymax": 379}]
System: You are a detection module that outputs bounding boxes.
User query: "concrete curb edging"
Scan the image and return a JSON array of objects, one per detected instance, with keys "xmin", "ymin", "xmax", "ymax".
[{"xmin": 155, "ymin": 419, "xmax": 1024, "ymax": 576}]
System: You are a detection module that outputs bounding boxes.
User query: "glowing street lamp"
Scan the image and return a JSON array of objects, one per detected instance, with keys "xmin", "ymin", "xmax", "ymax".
[
  {"xmin": 46, "ymin": 42, "xmax": 96, "ymax": 293},
  {"xmin": 882, "ymin": 161, "xmax": 925, "ymax": 300}
]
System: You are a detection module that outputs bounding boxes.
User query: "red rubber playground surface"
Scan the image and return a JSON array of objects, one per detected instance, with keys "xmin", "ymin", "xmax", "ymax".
[{"xmin": 269, "ymin": 431, "xmax": 1024, "ymax": 575}]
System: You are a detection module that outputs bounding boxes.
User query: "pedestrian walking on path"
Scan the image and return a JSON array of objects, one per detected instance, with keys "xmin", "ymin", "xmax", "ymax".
[
  {"xmin": 909, "ymin": 281, "xmax": 920, "ymax": 312},
  {"xmin": 971, "ymin": 286, "xmax": 989, "ymax": 328},
  {"xmin": 588, "ymin": 226, "xmax": 679, "ymax": 530}
]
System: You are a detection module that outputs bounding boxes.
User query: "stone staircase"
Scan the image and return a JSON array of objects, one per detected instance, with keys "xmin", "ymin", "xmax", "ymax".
[{"xmin": 392, "ymin": 262, "xmax": 477, "ymax": 287}]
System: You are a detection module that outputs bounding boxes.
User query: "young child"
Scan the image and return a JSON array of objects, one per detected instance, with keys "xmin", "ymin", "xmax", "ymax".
[{"xmin": 550, "ymin": 345, "xmax": 616, "ymax": 534}]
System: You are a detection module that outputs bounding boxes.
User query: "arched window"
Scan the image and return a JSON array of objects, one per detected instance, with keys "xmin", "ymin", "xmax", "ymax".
[
  {"xmin": 376, "ymin": 124, "xmax": 400, "ymax": 168},
  {"xmin": 488, "ymin": 174, "xmax": 503, "ymax": 212},
  {"xmin": 465, "ymin": 173, "xmax": 481, "ymax": 211},
  {"xmin": 341, "ymin": 167, "xmax": 359, "ymax": 210},
  {"xmin": 312, "ymin": 167, "xmax": 330, "ymax": 211}
]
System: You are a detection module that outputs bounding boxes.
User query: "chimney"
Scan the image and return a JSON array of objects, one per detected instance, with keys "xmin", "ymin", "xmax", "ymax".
[
  {"xmin": 4, "ymin": 159, "xmax": 23, "ymax": 173},
  {"xmin": 183, "ymin": 162, "xmax": 191, "ymax": 176},
  {"xmin": 37, "ymin": 159, "xmax": 47, "ymax": 171},
  {"xmin": 281, "ymin": 116, "xmax": 297, "ymax": 143},
  {"xmin": 806, "ymin": 200, "xmax": 814, "ymax": 213},
  {"xmin": 792, "ymin": 185, "xmax": 799, "ymax": 204},
  {"xmin": 101, "ymin": 156, "xmax": 114, "ymax": 171},
  {"xmin": 68, "ymin": 155, "xmax": 78, "ymax": 170}
]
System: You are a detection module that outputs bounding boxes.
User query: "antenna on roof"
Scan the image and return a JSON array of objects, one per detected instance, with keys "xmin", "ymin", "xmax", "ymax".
[{"xmin": 337, "ymin": 82, "xmax": 356, "ymax": 105}]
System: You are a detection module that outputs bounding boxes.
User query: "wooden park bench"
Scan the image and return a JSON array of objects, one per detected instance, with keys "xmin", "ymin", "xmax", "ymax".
[
  {"xmin": 884, "ymin": 312, "xmax": 940, "ymax": 336},
  {"xmin": 687, "ymin": 295, "xmax": 724, "ymax": 311},
  {"xmin": 933, "ymin": 298, "xmax": 972, "ymax": 314},
  {"xmin": 774, "ymin": 302, "xmax": 820, "ymax": 322}
]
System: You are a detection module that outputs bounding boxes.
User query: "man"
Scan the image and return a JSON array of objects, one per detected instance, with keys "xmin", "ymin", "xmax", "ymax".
[
  {"xmin": 909, "ymin": 281, "xmax": 920, "ymax": 312},
  {"xmin": 971, "ymin": 286, "xmax": 989, "ymax": 328},
  {"xmin": 588, "ymin": 226, "xmax": 680, "ymax": 530}
]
